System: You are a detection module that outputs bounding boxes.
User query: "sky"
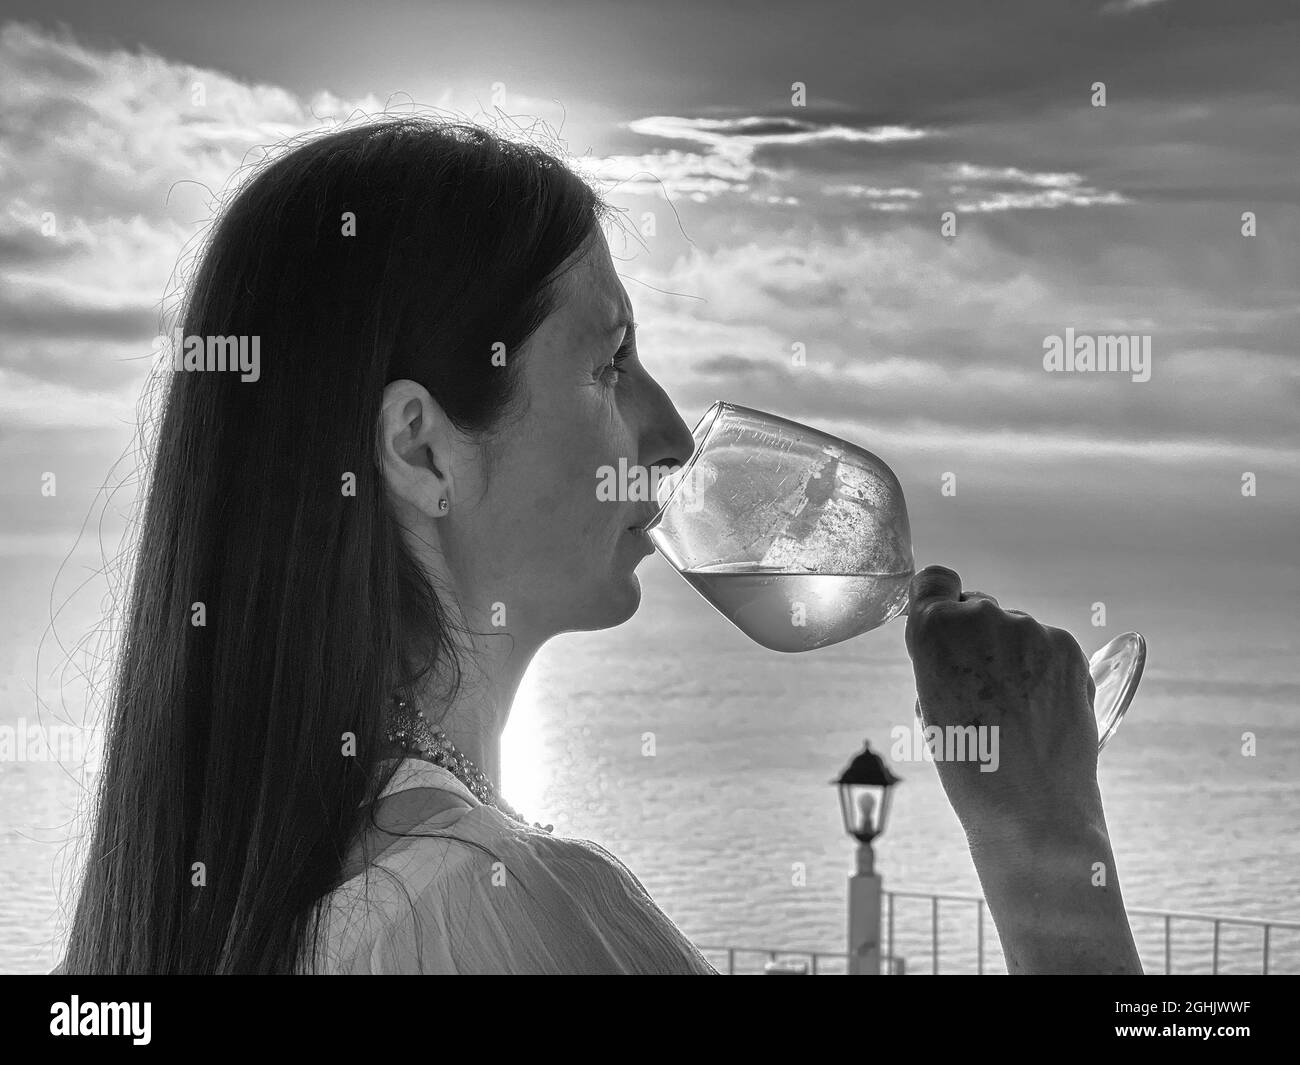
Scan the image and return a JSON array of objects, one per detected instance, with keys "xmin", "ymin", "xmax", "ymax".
[{"xmin": 0, "ymin": 0, "xmax": 1297, "ymax": 686}]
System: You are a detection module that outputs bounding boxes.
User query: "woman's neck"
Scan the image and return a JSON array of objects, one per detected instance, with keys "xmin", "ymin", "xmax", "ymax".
[
  {"xmin": 394, "ymin": 525, "xmax": 549, "ymax": 792},
  {"xmin": 400, "ymin": 626, "xmax": 541, "ymax": 790}
]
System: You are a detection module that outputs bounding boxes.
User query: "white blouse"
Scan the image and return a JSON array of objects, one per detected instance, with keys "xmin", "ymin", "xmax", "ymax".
[{"xmin": 306, "ymin": 758, "xmax": 719, "ymax": 974}]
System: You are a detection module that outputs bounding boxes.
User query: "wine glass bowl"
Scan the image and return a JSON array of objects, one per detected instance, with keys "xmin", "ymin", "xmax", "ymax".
[{"xmin": 647, "ymin": 402, "xmax": 914, "ymax": 653}]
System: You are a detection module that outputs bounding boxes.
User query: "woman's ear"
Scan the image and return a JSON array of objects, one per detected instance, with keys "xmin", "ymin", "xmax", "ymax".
[{"xmin": 378, "ymin": 380, "xmax": 456, "ymax": 519}]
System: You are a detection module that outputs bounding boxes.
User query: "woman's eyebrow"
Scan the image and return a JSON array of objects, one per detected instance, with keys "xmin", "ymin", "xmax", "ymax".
[{"xmin": 600, "ymin": 314, "xmax": 637, "ymax": 336}]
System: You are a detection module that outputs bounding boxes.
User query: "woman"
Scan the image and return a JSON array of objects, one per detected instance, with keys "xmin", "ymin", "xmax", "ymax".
[{"xmin": 60, "ymin": 117, "xmax": 1142, "ymax": 974}]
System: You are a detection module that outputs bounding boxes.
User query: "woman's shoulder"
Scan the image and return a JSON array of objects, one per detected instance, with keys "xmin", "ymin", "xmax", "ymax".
[
  {"xmin": 318, "ymin": 795, "xmax": 636, "ymax": 943},
  {"xmin": 326, "ymin": 761, "xmax": 553, "ymax": 902},
  {"xmin": 308, "ymin": 763, "xmax": 717, "ymax": 974}
]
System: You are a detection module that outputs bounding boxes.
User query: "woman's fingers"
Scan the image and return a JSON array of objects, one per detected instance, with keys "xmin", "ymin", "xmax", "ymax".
[
  {"xmin": 908, "ymin": 565, "xmax": 1035, "ymax": 656},
  {"xmin": 963, "ymin": 589, "xmax": 1034, "ymax": 617},
  {"xmin": 908, "ymin": 565, "xmax": 963, "ymax": 612},
  {"xmin": 906, "ymin": 564, "xmax": 962, "ymax": 654}
]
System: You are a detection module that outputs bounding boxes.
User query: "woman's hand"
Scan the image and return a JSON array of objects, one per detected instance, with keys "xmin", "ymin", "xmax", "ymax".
[
  {"xmin": 904, "ymin": 563, "xmax": 1102, "ymax": 847},
  {"xmin": 903, "ymin": 563, "xmax": 1142, "ymax": 974}
]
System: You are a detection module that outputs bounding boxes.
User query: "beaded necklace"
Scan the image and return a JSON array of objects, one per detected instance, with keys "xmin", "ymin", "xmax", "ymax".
[{"xmin": 385, "ymin": 695, "xmax": 554, "ymax": 833}]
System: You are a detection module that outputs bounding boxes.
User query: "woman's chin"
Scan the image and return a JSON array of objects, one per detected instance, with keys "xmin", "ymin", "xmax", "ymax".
[
  {"xmin": 568, "ymin": 572, "xmax": 642, "ymax": 632},
  {"xmin": 603, "ymin": 571, "xmax": 643, "ymax": 626}
]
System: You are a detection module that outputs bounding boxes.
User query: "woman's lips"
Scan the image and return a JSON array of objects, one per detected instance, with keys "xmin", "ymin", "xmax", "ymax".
[
  {"xmin": 625, "ymin": 518, "xmax": 657, "ymax": 552},
  {"xmin": 626, "ymin": 509, "xmax": 658, "ymax": 535},
  {"xmin": 629, "ymin": 528, "xmax": 655, "ymax": 555}
]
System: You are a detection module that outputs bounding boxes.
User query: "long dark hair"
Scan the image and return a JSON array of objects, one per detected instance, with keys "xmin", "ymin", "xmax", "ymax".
[{"xmin": 62, "ymin": 117, "xmax": 611, "ymax": 973}]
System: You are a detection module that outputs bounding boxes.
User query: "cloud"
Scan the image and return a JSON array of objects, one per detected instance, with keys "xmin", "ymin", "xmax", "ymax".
[
  {"xmin": 952, "ymin": 187, "xmax": 1130, "ymax": 212},
  {"xmin": 947, "ymin": 164, "xmax": 1089, "ymax": 189},
  {"xmin": 581, "ymin": 113, "xmax": 933, "ymax": 204},
  {"xmin": 0, "ymin": 366, "xmax": 138, "ymax": 430},
  {"xmin": 934, "ymin": 162, "xmax": 1132, "ymax": 217},
  {"xmin": 0, "ymin": 22, "xmax": 392, "ymax": 421},
  {"xmin": 1100, "ymin": 0, "xmax": 1175, "ymax": 14},
  {"xmin": 576, "ymin": 148, "xmax": 757, "ymax": 202},
  {"xmin": 595, "ymin": 104, "xmax": 1147, "ymax": 217},
  {"xmin": 2, "ymin": 17, "xmax": 1295, "ymax": 561},
  {"xmin": 627, "ymin": 115, "xmax": 932, "ymax": 147},
  {"xmin": 620, "ymin": 222, "xmax": 1300, "ymax": 478}
]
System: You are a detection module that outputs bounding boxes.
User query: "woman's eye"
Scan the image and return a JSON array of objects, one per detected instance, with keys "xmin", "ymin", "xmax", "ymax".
[{"xmin": 601, "ymin": 343, "xmax": 633, "ymax": 382}]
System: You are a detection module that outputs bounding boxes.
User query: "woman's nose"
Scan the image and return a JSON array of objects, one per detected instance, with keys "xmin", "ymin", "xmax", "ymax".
[{"xmin": 643, "ymin": 387, "xmax": 698, "ymax": 477}]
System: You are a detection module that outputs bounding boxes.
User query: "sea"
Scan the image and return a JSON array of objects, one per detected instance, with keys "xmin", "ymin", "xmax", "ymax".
[{"xmin": 2, "ymin": 548, "xmax": 1298, "ymax": 975}]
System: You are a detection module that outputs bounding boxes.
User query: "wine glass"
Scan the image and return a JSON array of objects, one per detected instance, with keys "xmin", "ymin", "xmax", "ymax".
[{"xmin": 646, "ymin": 401, "xmax": 1145, "ymax": 752}]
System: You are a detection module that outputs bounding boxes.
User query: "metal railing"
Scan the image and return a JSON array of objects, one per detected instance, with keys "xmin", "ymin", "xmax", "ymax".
[
  {"xmin": 698, "ymin": 890, "xmax": 1300, "ymax": 974},
  {"xmin": 693, "ymin": 945, "xmax": 896, "ymax": 975}
]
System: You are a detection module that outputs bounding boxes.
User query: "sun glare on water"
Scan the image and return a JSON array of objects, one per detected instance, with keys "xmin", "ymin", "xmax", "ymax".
[{"xmin": 500, "ymin": 666, "xmax": 552, "ymax": 821}]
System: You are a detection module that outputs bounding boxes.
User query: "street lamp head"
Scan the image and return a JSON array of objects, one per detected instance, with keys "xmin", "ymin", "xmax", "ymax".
[{"xmin": 832, "ymin": 739, "xmax": 901, "ymax": 843}]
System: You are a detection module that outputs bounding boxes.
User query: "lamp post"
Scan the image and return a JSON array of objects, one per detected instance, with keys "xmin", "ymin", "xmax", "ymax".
[{"xmin": 833, "ymin": 740, "xmax": 901, "ymax": 975}]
